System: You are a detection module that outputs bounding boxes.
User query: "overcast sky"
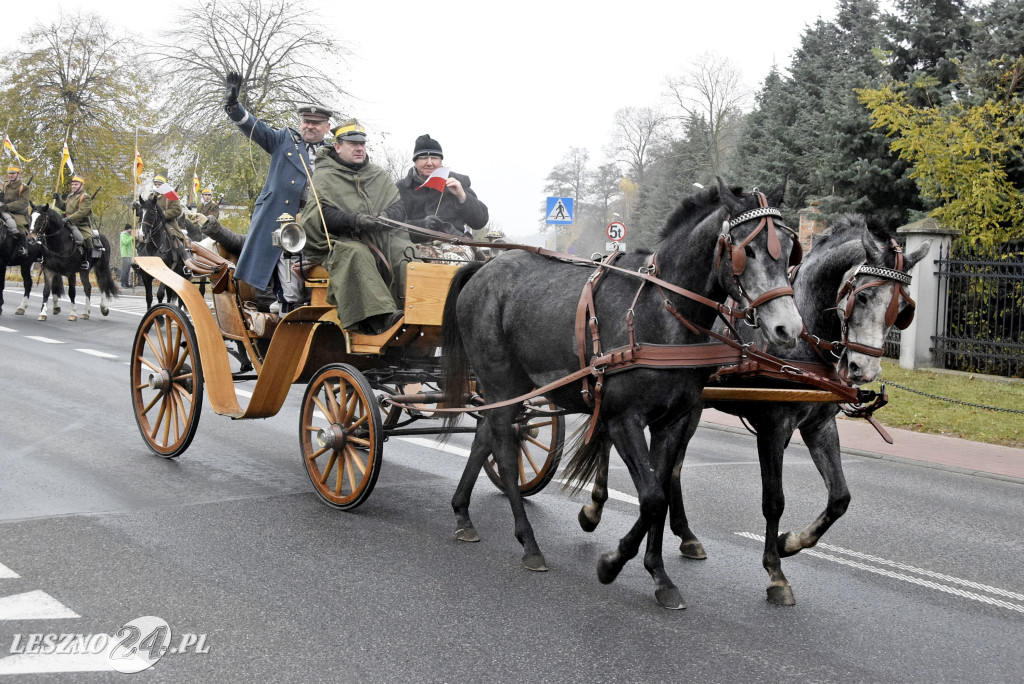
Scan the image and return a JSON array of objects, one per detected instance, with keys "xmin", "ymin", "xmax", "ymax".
[{"xmin": 4, "ymin": 0, "xmax": 837, "ymax": 238}]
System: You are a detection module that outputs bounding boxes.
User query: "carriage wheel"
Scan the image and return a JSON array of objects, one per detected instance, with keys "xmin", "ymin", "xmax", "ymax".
[
  {"xmin": 130, "ymin": 303, "xmax": 203, "ymax": 458},
  {"xmin": 485, "ymin": 398, "xmax": 565, "ymax": 497},
  {"xmin": 300, "ymin": 364, "xmax": 383, "ymax": 511}
]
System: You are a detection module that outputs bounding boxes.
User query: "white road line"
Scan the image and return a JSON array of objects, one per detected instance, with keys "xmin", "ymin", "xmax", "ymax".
[
  {"xmin": 398, "ymin": 436, "xmax": 469, "ymax": 458},
  {"xmin": 0, "ymin": 591, "xmax": 80, "ymax": 620},
  {"xmin": 235, "ymin": 388, "xmax": 253, "ymax": 398},
  {"xmin": 0, "ymin": 326, "xmax": 17, "ymax": 333},
  {"xmin": 24, "ymin": 336, "xmax": 64, "ymax": 344},
  {"xmin": 734, "ymin": 532, "xmax": 1024, "ymax": 613},
  {"xmin": 0, "ymin": 650, "xmax": 116, "ymax": 675},
  {"xmin": 0, "ymin": 563, "xmax": 19, "ymax": 579},
  {"xmin": 74, "ymin": 349, "xmax": 118, "ymax": 359}
]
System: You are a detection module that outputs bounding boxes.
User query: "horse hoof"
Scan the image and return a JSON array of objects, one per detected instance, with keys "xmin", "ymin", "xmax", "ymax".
[
  {"xmin": 53, "ymin": 306, "xmax": 61, "ymax": 314},
  {"xmin": 37, "ymin": 314, "xmax": 46, "ymax": 321},
  {"xmin": 81, "ymin": 312, "xmax": 90, "ymax": 320},
  {"xmin": 578, "ymin": 508, "xmax": 599, "ymax": 533},
  {"xmin": 522, "ymin": 553, "xmax": 548, "ymax": 572},
  {"xmin": 101, "ymin": 306, "xmax": 109, "ymax": 316},
  {"xmin": 455, "ymin": 526, "xmax": 480, "ymax": 543},
  {"xmin": 679, "ymin": 540, "xmax": 707, "ymax": 560},
  {"xmin": 15, "ymin": 308, "xmax": 24, "ymax": 315},
  {"xmin": 596, "ymin": 551, "xmax": 622, "ymax": 585},
  {"xmin": 68, "ymin": 314, "xmax": 77, "ymax": 321},
  {"xmin": 767, "ymin": 584, "xmax": 796, "ymax": 606},
  {"xmin": 655, "ymin": 586, "xmax": 686, "ymax": 610}
]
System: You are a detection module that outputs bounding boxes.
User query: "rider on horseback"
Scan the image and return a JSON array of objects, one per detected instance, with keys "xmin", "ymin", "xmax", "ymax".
[
  {"xmin": 1, "ymin": 166, "xmax": 32, "ymax": 259},
  {"xmin": 53, "ymin": 175, "xmax": 93, "ymax": 270},
  {"xmin": 134, "ymin": 175, "xmax": 191, "ymax": 266}
]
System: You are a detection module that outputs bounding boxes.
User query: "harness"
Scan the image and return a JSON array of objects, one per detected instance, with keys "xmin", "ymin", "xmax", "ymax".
[{"xmin": 378, "ymin": 200, "xmax": 881, "ymax": 440}]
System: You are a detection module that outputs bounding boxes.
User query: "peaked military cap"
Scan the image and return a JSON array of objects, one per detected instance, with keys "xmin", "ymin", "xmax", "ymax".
[
  {"xmin": 333, "ymin": 118, "xmax": 367, "ymax": 142},
  {"xmin": 296, "ymin": 104, "xmax": 333, "ymax": 122}
]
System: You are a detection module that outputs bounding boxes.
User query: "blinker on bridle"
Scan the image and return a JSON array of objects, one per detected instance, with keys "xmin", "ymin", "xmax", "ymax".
[
  {"xmin": 836, "ymin": 240, "xmax": 916, "ymax": 357},
  {"xmin": 715, "ymin": 191, "xmax": 801, "ymax": 327}
]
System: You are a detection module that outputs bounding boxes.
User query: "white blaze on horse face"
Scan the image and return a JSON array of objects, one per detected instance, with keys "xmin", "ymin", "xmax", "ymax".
[
  {"xmin": 737, "ymin": 233, "xmax": 802, "ymax": 350},
  {"xmin": 836, "ymin": 267, "xmax": 890, "ymax": 384}
]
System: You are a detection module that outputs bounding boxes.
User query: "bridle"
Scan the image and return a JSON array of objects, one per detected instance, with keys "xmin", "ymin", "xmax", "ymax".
[
  {"xmin": 801, "ymin": 238, "xmax": 916, "ymax": 362},
  {"xmin": 715, "ymin": 190, "xmax": 802, "ymax": 327},
  {"xmin": 137, "ymin": 206, "xmax": 173, "ymax": 255},
  {"xmin": 30, "ymin": 207, "xmax": 77, "ymax": 259}
]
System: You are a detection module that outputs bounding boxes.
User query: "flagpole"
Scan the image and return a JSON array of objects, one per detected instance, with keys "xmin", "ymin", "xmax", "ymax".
[
  {"xmin": 192, "ymin": 152, "xmax": 199, "ymax": 207},
  {"xmin": 131, "ymin": 128, "xmax": 139, "ymax": 259}
]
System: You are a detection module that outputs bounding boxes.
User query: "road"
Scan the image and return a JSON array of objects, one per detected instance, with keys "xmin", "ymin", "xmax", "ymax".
[{"xmin": 0, "ymin": 291, "xmax": 1021, "ymax": 682}]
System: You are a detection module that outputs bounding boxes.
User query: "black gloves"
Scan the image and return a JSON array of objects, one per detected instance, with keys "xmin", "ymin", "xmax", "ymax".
[
  {"xmin": 355, "ymin": 214, "xmax": 379, "ymax": 232},
  {"xmin": 225, "ymin": 72, "xmax": 242, "ymax": 110},
  {"xmin": 424, "ymin": 215, "xmax": 457, "ymax": 236},
  {"xmin": 53, "ymin": 192, "xmax": 61, "ymax": 201}
]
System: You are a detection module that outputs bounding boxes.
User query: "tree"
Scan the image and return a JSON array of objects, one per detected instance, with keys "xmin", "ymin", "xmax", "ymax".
[
  {"xmin": 0, "ymin": 11, "xmax": 152, "ymax": 232},
  {"xmin": 542, "ymin": 147, "xmax": 591, "ymax": 250},
  {"xmin": 858, "ymin": 61, "xmax": 1024, "ymax": 246},
  {"xmin": 153, "ymin": 0, "xmax": 351, "ymax": 134},
  {"xmin": 608, "ymin": 106, "xmax": 667, "ymax": 187},
  {"xmin": 665, "ymin": 52, "xmax": 749, "ymax": 179},
  {"xmin": 151, "ymin": 0, "xmax": 353, "ymax": 215}
]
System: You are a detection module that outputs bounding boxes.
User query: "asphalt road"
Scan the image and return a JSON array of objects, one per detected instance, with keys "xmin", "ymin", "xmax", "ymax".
[{"xmin": 0, "ymin": 291, "xmax": 1021, "ymax": 682}]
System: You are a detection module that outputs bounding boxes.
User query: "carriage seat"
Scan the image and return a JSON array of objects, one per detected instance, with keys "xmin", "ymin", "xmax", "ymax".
[{"xmin": 303, "ymin": 264, "xmax": 331, "ymax": 306}]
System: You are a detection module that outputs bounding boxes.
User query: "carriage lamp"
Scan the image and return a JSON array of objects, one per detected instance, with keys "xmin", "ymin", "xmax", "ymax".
[{"xmin": 272, "ymin": 213, "xmax": 306, "ymax": 255}]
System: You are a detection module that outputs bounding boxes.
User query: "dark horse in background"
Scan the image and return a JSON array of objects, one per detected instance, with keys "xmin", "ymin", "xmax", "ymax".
[
  {"xmin": 441, "ymin": 179, "xmax": 803, "ymax": 609},
  {"xmin": 29, "ymin": 204, "xmax": 118, "ymax": 321},
  {"xmin": 133, "ymin": 194, "xmax": 203, "ymax": 309},
  {"xmin": 576, "ymin": 213, "xmax": 931, "ymax": 606},
  {"xmin": 0, "ymin": 211, "xmax": 43, "ymax": 316}
]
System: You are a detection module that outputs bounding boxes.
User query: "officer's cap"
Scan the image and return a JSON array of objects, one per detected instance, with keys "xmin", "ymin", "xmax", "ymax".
[
  {"xmin": 332, "ymin": 118, "xmax": 367, "ymax": 143},
  {"xmin": 71, "ymin": 175, "xmax": 84, "ymax": 184},
  {"xmin": 296, "ymin": 105, "xmax": 333, "ymax": 122}
]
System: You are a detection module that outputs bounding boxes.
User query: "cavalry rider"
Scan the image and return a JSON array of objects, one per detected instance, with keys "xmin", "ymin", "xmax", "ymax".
[
  {"xmin": 198, "ymin": 187, "xmax": 219, "ymax": 220},
  {"xmin": 223, "ymin": 71, "xmax": 332, "ymax": 297},
  {"xmin": 0, "ymin": 165, "xmax": 32, "ymax": 259},
  {"xmin": 299, "ymin": 118, "xmax": 410, "ymax": 335},
  {"xmin": 54, "ymin": 175, "xmax": 94, "ymax": 269}
]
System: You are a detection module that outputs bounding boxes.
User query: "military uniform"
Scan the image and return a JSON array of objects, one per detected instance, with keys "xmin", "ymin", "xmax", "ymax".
[
  {"xmin": 198, "ymin": 197, "xmax": 220, "ymax": 220},
  {"xmin": 147, "ymin": 184, "xmax": 186, "ymax": 243},
  {"xmin": 1, "ymin": 170, "xmax": 31, "ymax": 256},
  {"xmin": 56, "ymin": 184, "xmax": 94, "ymax": 252}
]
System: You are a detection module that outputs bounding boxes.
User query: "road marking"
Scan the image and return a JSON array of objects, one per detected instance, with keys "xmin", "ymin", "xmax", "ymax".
[
  {"xmin": 0, "ymin": 326, "xmax": 17, "ymax": 333},
  {"xmin": 735, "ymin": 532, "xmax": 1024, "ymax": 613},
  {"xmin": 24, "ymin": 336, "xmax": 64, "ymax": 344},
  {"xmin": 399, "ymin": 436, "xmax": 469, "ymax": 458},
  {"xmin": 74, "ymin": 349, "xmax": 118, "ymax": 359},
  {"xmin": 235, "ymin": 388, "xmax": 253, "ymax": 398},
  {"xmin": 0, "ymin": 650, "xmax": 116, "ymax": 675},
  {"xmin": 0, "ymin": 562, "xmax": 19, "ymax": 579},
  {"xmin": 0, "ymin": 590, "xmax": 80, "ymax": 620}
]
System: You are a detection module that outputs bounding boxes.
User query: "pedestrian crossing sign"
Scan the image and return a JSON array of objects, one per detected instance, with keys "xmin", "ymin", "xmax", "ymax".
[{"xmin": 546, "ymin": 197, "xmax": 574, "ymax": 225}]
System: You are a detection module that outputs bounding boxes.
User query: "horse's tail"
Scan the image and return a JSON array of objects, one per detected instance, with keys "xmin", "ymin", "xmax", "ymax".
[
  {"xmin": 94, "ymin": 235, "xmax": 120, "ymax": 297},
  {"xmin": 441, "ymin": 260, "xmax": 486, "ymax": 431},
  {"xmin": 560, "ymin": 420, "xmax": 611, "ymax": 495}
]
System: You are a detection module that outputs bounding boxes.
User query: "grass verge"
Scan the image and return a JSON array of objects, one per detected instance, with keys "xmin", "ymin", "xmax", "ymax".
[{"xmin": 858, "ymin": 359, "xmax": 1024, "ymax": 448}]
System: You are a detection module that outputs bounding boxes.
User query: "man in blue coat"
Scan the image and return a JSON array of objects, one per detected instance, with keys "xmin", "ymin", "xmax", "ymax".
[{"xmin": 223, "ymin": 71, "xmax": 333, "ymax": 291}]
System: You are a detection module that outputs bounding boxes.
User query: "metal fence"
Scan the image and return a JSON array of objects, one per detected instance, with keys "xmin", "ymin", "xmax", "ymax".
[{"xmin": 933, "ymin": 241, "xmax": 1024, "ymax": 378}]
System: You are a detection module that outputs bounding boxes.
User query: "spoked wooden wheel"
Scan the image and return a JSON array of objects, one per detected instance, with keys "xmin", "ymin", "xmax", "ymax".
[
  {"xmin": 300, "ymin": 364, "xmax": 383, "ymax": 510},
  {"xmin": 485, "ymin": 398, "xmax": 565, "ymax": 497},
  {"xmin": 130, "ymin": 304, "xmax": 203, "ymax": 458}
]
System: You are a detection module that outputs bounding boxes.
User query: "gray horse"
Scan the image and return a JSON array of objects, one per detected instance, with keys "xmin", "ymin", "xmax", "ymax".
[
  {"xmin": 576, "ymin": 213, "xmax": 931, "ymax": 606},
  {"xmin": 441, "ymin": 179, "xmax": 803, "ymax": 609}
]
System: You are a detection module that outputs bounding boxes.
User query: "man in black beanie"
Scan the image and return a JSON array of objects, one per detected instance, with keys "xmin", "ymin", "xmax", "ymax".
[{"xmin": 397, "ymin": 134, "xmax": 489, "ymax": 242}]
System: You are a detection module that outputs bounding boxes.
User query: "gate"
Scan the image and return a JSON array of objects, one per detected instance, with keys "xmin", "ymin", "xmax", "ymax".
[{"xmin": 933, "ymin": 241, "xmax": 1024, "ymax": 378}]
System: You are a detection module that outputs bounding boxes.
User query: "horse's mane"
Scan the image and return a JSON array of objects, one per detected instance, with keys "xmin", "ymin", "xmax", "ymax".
[
  {"xmin": 808, "ymin": 212, "xmax": 897, "ymax": 259},
  {"xmin": 657, "ymin": 184, "xmax": 737, "ymax": 242}
]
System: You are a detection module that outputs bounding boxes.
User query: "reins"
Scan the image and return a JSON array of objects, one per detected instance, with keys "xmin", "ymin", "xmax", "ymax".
[{"xmin": 379, "ymin": 200, "xmax": 881, "ymax": 439}]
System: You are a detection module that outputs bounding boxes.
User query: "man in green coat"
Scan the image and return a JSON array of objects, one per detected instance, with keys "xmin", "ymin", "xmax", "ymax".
[
  {"xmin": 54, "ymin": 175, "xmax": 94, "ymax": 268},
  {"xmin": 300, "ymin": 118, "xmax": 410, "ymax": 335},
  {"xmin": 1, "ymin": 165, "xmax": 31, "ymax": 258}
]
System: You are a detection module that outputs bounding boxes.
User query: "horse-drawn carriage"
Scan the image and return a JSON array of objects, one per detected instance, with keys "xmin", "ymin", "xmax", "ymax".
[
  {"xmin": 129, "ymin": 234, "xmax": 566, "ymax": 510},
  {"xmin": 129, "ymin": 180, "xmax": 926, "ymax": 609}
]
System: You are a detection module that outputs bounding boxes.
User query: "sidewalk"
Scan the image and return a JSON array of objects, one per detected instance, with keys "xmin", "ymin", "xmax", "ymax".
[{"xmin": 699, "ymin": 408, "xmax": 1024, "ymax": 484}]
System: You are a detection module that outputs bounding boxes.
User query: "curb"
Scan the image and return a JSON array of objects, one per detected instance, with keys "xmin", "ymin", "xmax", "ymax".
[{"xmin": 697, "ymin": 420, "xmax": 1024, "ymax": 485}]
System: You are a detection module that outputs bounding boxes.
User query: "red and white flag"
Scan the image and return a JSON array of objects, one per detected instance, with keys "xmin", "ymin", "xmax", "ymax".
[
  {"xmin": 416, "ymin": 166, "xmax": 450, "ymax": 193},
  {"xmin": 155, "ymin": 183, "xmax": 181, "ymax": 201}
]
